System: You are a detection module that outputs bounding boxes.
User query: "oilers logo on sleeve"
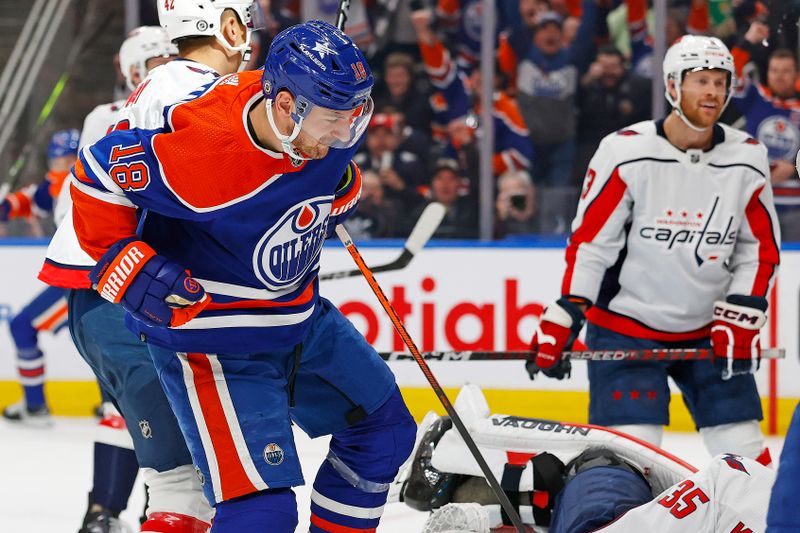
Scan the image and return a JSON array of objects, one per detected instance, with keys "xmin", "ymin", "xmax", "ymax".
[{"xmin": 254, "ymin": 197, "xmax": 332, "ymax": 291}]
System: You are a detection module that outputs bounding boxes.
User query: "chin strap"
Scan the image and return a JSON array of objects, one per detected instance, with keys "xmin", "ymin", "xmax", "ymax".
[
  {"xmin": 665, "ymin": 74, "xmax": 717, "ymax": 133},
  {"xmin": 215, "ymin": 29, "xmax": 253, "ymax": 70},
  {"xmin": 672, "ymin": 107, "xmax": 711, "ymax": 132},
  {"xmin": 265, "ymin": 98, "xmax": 309, "ymax": 161}
]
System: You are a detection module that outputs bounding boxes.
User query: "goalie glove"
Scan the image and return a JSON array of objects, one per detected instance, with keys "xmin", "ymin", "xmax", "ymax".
[
  {"xmin": 527, "ymin": 297, "xmax": 587, "ymax": 380},
  {"xmin": 89, "ymin": 238, "xmax": 210, "ymax": 328},
  {"xmin": 326, "ymin": 160, "xmax": 362, "ymax": 238},
  {"xmin": 711, "ymin": 295, "xmax": 767, "ymax": 380}
]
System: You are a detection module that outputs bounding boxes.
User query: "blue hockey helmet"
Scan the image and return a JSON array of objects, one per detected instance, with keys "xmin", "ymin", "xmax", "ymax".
[
  {"xmin": 261, "ymin": 20, "xmax": 374, "ymax": 159},
  {"xmin": 48, "ymin": 129, "xmax": 80, "ymax": 159}
]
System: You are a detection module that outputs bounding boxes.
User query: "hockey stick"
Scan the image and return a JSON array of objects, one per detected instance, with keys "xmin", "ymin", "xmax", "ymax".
[
  {"xmin": 378, "ymin": 348, "xmax": 786, "ymax": 362},
  {"xmin": 320, "ymin": 202, "xmax": 446, "ymax": 281},
  {"xmin": 0, "ymin": 1, "xmax": 115, "ymax": 202},
  {"xmin": 335, "ymin": 0, "xmax": 352, "ymax": 30},
  {"xmin": 335, "ymin": 225, "xmax": 528, "ymax": 533}
]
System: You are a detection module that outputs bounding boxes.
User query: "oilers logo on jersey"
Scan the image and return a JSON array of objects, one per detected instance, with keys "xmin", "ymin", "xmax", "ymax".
[
  {"xmin": 756, "ymin": 115, "xmax": 800, "ymax": 161},
  {"xmin": 253, "ymin": 197, "xmax": 332, "ymax": 290}
]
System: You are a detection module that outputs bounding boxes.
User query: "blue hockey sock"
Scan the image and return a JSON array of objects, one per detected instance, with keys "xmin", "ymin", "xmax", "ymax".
[
  {"xmin": 92, "ymin": 442, "xmax": 139, "ymax": 512},
  {"xmin": 18, "ymin": 348, "xmax": 45, "ymax": 408},
  {"xmin": 213, "ymin": 488, "xmax": 298, "ymax": 533},
  {"xmin": 310, "ymin": 388, "xmax": 416, "ymax": 531}
]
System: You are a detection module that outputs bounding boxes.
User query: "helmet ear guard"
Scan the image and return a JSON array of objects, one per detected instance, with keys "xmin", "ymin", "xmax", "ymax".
[{"xmin": 157, "ymin": 0, "xmax": 265, "ymax": 66}]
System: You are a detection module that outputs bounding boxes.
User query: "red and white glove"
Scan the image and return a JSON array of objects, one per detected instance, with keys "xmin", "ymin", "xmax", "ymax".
[
  {"xmin": 711, "ymin": 296, "xmax": 767, "ymax": 380},
  {"xmin": 527, "ymin": 297, "xmax": 587, "ymax": 380}
]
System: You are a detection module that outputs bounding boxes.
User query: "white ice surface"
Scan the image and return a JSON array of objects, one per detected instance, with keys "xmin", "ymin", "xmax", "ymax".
[{"xmin": 0, "ymin": 417, "xmax": 784, "ymax": 532}]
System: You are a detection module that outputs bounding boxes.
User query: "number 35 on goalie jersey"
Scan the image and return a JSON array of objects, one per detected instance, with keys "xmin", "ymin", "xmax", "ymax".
[
  {"xmin": 596, "ymin": 454, "xmax": 774, "ymax": 532},
  {"xmin": 67, "ymin": 70, "xmax": 361, "ymax": 353}
]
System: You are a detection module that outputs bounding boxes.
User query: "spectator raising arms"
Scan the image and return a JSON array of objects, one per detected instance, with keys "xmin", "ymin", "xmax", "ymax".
[
  {"xmin": 372, "ymin": 52, "xmax": 433, "ymax": 134},
  {"xmin": 499, "ymin": 1, "xmax": 606, "ymax": 186},
  {"xmin": 410, "ymin": 7, "xmax": 533, "ymax": 178},
  {"xmin": 576, "ymin": 44, "xmax": 651, "ymax": 180}
]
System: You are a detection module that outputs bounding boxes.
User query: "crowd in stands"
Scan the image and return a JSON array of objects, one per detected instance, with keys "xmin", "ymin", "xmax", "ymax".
[{"xmin": 5, "ymin": 0, "xmax": 800, "ymax": 241}]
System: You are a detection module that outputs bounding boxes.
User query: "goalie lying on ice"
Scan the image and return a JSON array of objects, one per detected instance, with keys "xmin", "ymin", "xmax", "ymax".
[{"xmin": 397, "ymin": 385, "xmax": 774, "ymax": 533}]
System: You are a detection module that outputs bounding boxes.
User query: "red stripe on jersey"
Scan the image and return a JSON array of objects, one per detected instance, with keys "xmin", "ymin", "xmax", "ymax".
[
  {"xmin": 310, "ymin": 514, "xmax": 376, "ymax": 533},
  {"xmin": 744, "ymin": 186, "xmax": 779, "ymax": 297},
  {"xmin": 19, "ymin": 368, "xmax": 44, "ymax": 378},
  {"xmin": 71, "ymin": 183, "xmax": 138, "ymax": 261},
  {"xmin": 562, "ymin": 168, "xmax": 628, "ymax": 295},
  {"xmin": 587, "ymin": 307, "xmax": 711, "ymax": 341},
  {"xmin": 205, "ymin": 282, "xmax": 315, "ymax": 311},
  {"xmin": 186, "ymin": 353, "xmax": 258, "ymax": 501},
  {"xmin": 34, "ymin": 304, "xmax": 68, "ymax": 332},
  {"xmin": 38, "ymin": 261, "xmax": 92, "ymax": 289}
]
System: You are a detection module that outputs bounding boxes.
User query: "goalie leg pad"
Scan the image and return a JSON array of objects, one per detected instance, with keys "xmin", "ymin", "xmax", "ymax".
[
  {"xmin": 310, "ymin": 388, "xmax": 416, "ymax": 531},
  {"xmin": 608, "ymin": 424, "xmax": 663, "ymax": 447},
  {"xmin": 699, "ymin": 419, "xmax": 764, "ymax": 459}
]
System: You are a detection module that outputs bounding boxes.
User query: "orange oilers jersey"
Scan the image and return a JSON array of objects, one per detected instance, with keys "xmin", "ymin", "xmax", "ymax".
[{"xmin": 69, "ymin": 70, "xmax": 363, "ymax": 354}]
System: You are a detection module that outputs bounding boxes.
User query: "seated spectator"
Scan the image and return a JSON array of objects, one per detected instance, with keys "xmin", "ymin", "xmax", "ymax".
[
  {"xmin": 732, "ymin": 21, "xmax": 800, "ymax": 184},
  {"xmin": 576, "ymin": 44, "xmax": 651, "ymax": 179},
  {"xmin": 495, "ymin": 169, "xmax": 538, "ymax": 237},
  {"xmin": 380, "ymin": 106, "xmax": 434, "ymax": 174},
  {"xmin": 353, "ymin": 113, "xmax": 427, "ymax": 213},
  {"xmin": 343, "ymin": 170, "xmax": 405, "ymax": 239},
  {"xmin": 429, "ymin": 162, "xmax": 478, "ymax": 239},
  {"xmin": 372, "ymin": 52, "xmax": 433, "ymax": 134}
]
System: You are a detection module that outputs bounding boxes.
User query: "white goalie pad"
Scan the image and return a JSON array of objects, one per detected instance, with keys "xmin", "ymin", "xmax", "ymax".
[{"xmin": 430, "ymin": 385, "xmax": 697, "ymax": 496}]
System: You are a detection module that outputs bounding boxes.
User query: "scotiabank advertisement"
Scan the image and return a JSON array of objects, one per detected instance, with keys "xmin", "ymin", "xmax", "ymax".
[{"xmin": 0, "ymin": 242, "xmax": 797, "ymax": 398}]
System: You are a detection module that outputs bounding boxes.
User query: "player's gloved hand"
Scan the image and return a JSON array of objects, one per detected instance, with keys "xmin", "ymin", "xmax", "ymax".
[
  {"xmin": 711, "ymin": 295, "xmax": 767, "ymax": 380},
  {"xmin": 527, "ymin": 297, "xmax": 587, "ymax": 380},
  {"xmin": 89, "ymin": 238, "xmax": 210, "ymax": 328},
  {"xmin": 326, "ymin": 160, "xmax": 362, "ymax": 238}
]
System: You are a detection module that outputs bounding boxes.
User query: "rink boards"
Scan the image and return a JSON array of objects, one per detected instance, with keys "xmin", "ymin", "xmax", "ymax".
[{"xmin": 0, "ymin": 240, "xmax": 797, "ymax": 434}]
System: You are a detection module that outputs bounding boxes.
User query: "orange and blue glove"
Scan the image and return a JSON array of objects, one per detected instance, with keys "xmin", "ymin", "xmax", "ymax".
[{"xmin": 89, "ymin": 238, "xmax": 210, "ymax": 328}]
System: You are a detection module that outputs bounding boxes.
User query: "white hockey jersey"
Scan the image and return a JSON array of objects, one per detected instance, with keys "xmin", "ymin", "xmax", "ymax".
[
  {"xmin": 52, "ymin": 99, "xmax": 127, "ymax": 227},
  {"xmin": 40, "ymin": 59, "xmax": 219, "ymax": 289},
  {"xmin": 597, "ymin": 454, "xmax": 775, "ymax": 533},
  {"xmin": 565, "ymin": 120, "xmax": 780, "ymax": 340}
]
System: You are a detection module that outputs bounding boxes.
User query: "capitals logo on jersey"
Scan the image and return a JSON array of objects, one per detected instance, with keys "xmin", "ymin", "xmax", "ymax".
[
  {"xmin": 253, "ymin": 197, "xmax": 332, "ymax": 290},
  {"xmin": 638, "ymin": 196, "xmax": 735, "ymax": 265}
]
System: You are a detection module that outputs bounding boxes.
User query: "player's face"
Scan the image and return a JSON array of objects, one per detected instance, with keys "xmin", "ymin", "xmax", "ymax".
[
  {"xmin": 432, "ymin": 168, "xmax": 461, "ymax": 205},
  {"xmin": 292, "ymin": 103, "xmax": 371, "ymax": 159},
  {"xmin": 49, "ymin": 154, "xmax": 76, "ymax": 173},
  {"xmin": 767, "ymin": 57, "xmax": 797, "ymax": 99},
  {"xmin": 679, "ymin": 69, "xmax": 729, "ymax": 128}
]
